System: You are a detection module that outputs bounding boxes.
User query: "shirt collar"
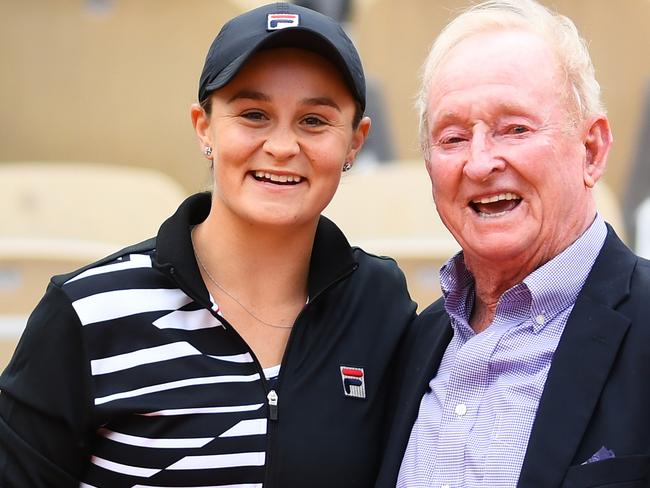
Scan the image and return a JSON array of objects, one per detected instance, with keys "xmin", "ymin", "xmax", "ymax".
[
  {"xmin": 524, "ymin": 214, "xmax": 607, "ymax": 331},
  {"xmin": 440, "ymin": 214, "xmax": 607, "ymax": 333}
]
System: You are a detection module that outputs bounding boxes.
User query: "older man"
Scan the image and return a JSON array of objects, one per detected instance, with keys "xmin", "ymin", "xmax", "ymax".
[{"xmin": 377, "ymin": 1, "xmax": 650, "ymax": 487}]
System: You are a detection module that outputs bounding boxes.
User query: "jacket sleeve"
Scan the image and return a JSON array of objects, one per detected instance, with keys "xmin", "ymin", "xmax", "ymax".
[{"xmin": 0, "ymin": 282, "xmax": 94, "ymax": 487}]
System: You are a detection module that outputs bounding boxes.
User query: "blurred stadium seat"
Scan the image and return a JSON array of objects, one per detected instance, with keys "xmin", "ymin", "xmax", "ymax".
[
  {"xmin": 0, "ymin": 162, "xmax": 187, "ymax": 368},
  {"xmin": 593, "ymin": 178, "xmax": 627, "ymax": 243}
]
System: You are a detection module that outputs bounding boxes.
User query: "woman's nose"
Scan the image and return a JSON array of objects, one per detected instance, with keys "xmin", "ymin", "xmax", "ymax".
[{"xmin": 262, "ymin": 126, "xmax": 300, "ymax": 161}]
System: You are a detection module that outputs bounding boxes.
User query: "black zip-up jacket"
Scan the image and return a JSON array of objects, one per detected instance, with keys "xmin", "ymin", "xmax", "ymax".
[{"xmin": 0, "ymin": 192, "xmax": 416, "ymax": 487}]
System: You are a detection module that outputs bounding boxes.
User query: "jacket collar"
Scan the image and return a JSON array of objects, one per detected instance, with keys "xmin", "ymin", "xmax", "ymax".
[{"xmin": 153, "ymin": 192, "xmax": 357, "ymax": 307}]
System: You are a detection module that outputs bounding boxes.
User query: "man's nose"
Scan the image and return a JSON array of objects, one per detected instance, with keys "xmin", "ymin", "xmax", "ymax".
[
  {"xmin": 262, "ymin": 125, "xmax": 300, "ymax": 161},
  {"xmin": 463, "ymin": 132, "xmax": 506, "ymax": 181}
]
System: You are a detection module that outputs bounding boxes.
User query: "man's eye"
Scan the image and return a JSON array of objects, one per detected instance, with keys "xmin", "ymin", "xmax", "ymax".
[
  {"xmin": 440, "ymin": 136, "xmax": 466, "ymax": 145},
  {"xmin": 508, "ymin": 125, "xmax": 529, "ymax": 134}
]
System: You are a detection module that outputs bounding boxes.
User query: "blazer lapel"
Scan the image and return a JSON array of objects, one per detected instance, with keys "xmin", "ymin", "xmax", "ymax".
[{"xmin": 518, "ymin": 228, "xmax": 635, "ymax": 487}]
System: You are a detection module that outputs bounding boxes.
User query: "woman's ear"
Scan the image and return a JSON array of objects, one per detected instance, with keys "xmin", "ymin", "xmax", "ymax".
[
  {"xmin": 345, "ymin": 116, "xmax": 371, "ymax": 164},
  {"xmin": 582, "ymin": 115, "xmax": 612, "ymax": 188},
  {"xmin": 190, "ymin": 103, "xmax": 212, "ymax": 154}
]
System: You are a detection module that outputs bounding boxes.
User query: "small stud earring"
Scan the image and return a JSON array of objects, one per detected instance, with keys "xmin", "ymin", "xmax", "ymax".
[
  {"xmin": 342, "ymin": 162, "xmax": 352, "ymax": 172},
  {"xmin": 204, "ymin": 146, "xmax": 213, "ymax": 157}
]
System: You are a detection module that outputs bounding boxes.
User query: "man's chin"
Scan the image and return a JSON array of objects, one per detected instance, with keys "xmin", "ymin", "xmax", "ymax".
[{"xmin": 463, "ymin": 236, "xmax": 538, "ymax": 269}]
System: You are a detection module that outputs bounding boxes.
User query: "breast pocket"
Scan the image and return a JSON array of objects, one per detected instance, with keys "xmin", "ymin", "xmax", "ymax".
[{"xmin": 562, "ymin": 455, "xmax": 650, "ymax": 488}]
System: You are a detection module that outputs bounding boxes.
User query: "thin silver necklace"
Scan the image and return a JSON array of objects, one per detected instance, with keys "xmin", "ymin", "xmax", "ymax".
[{"xmin": 191, "ymin": 229, "xmax": 294, "ymax": 329}]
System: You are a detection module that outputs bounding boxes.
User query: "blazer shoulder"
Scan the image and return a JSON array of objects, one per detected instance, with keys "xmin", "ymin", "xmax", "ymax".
[
  {"xmin": 416, "ymin": 297, "xmax": 447, "ymax": 324},
  {"xmin": 625, "ymin": 255, "xmax": 650, "ymax": 312},
  {"xmin": 405, "ymin": 297, "xmax": 451, "ymax": 349},
  {"xmin": 633, "ymin": 254, "xmax": 650, "ymax": 278}
]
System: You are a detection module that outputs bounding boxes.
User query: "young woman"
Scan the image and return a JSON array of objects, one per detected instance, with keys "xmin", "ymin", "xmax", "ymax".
[{"xmin": 0, "ymin": 3, "xmax": 415, "ymax": 487}]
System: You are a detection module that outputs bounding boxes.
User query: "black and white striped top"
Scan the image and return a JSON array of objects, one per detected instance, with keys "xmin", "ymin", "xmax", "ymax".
[{"xmin": 58, "ymin": 251, "xmax": 278, "ymax": 487}]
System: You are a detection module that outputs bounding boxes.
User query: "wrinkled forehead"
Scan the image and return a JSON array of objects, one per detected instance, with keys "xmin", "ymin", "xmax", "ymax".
[
  {"xmin": 430, "ymin": 29, "xmax": 564, "ymax": 99},
  {"xmin": 425, "ymin": 28, "xmax": 577, "ymax": 127}
]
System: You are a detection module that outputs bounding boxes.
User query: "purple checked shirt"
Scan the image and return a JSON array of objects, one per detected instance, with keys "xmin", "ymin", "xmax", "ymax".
[{"xmin": 397, "ymin": 215, "xmax": 607, "ymax": 488}]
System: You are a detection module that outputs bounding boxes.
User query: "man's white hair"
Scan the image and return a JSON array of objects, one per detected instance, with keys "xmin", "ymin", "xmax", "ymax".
[{"xmin": 417, "ymin": 0, "xmax": 605, "ymax": 157}]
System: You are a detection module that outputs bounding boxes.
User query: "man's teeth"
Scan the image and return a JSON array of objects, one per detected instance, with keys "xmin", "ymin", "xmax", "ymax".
[
  {"xmin": 473, "ymin": 192, "xmax": 520, "ymax": 204},
  {"xmin": 254, "ymin": 171, "xmax": 302, "ymax": 183},
  {"xmin": 479, "ymin": 210, "xmax": 509, "ymax": 218}
]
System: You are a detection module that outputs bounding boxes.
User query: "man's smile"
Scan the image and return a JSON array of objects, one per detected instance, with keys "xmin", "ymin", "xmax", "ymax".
[{"xmin": 470, "ymin": 192, "xmax": 522, "ymax": 218}]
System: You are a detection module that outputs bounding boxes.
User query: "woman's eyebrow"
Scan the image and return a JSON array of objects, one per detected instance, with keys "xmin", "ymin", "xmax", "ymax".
[
  {"xmin": 227, "ymin": 91, "xmax": 341, "ymax": 112},
  {"xmin": 300, "ymin": 96, "xmax": 341, "ymax": 112},
  {"xmin": 227, "ymin": 89, "xmax": 271, "ymax": 103}
]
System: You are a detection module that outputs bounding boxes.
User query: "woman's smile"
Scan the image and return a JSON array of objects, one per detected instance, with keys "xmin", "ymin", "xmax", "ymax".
[{"xmin": 251, "ymin": 170, "xmax": 304, "ymax": 185}]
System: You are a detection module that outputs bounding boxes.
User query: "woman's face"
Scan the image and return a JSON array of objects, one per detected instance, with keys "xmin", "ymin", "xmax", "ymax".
[{"xmin": 193, "ymin": 47, "xmax": 369, "ymax": 231}]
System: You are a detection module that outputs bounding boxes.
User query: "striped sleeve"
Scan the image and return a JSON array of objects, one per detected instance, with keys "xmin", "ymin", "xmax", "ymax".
[{"xmin": 0, "ymin": 282, "xmax": 94, "ymax": 486}]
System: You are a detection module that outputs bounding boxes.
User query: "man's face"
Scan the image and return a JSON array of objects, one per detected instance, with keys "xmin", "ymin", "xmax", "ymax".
[{"xmin": 425, "ymin": 29, "xmax": 599, "ymax": 273}]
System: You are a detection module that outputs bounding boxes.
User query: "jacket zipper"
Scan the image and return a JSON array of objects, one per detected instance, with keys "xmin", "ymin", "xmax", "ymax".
[
  {"xmin": 267, "ymin": 390, "xmax": 279, "ymax": 421},
  {"xmin": 262, "ymin": 263, "xmax": 358, "ymax": 487}
]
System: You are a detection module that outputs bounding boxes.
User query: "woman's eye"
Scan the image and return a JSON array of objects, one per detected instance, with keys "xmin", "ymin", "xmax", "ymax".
[
  {"xmin": 241, "ymin": 111, "xmax": 267, "ymax": 121},
  {"xmin": 302, "ymin": 116, "xmax": 326, "ymax": 127}
]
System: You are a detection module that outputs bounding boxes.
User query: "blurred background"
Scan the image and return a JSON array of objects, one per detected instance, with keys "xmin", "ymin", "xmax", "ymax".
[{"xmin": 1, "ymin": 0, "xmax": 650, "ymax": 365}]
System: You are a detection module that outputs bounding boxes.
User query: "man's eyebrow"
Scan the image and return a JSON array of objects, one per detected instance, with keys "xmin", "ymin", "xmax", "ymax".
[
  {"xmin": 497, "ymin": 101, "xmax": 530, "ymax": 115},
  {"xmin": 430, "ymin": 111, "xmax": 465, "ymax": 131},
  {"xmin": 434, "ymin": 111, "xmax": 462, "ymax": 123},
  {"xmin": 227, "ymin": 90, "xmax": 271, "ymax": 103},
  {"xmin": 431, "ymin": 103, "xmax": 533, "ymax": 128},
  {"xmin": 300, "ymin": 96, "xmax": 341, "ymax": 112}
]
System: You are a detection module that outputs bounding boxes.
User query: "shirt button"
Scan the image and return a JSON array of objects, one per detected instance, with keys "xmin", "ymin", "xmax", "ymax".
[
  {"xmin": 535, "ymin": 314, "xmax": 545, "ymax": 325},
  {"xmin": 454, "ymin": 403, "xmax": 467, "ymax": 416}
]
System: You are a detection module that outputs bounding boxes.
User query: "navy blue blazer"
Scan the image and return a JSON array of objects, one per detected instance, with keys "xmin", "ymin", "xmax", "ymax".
[{"xmin": 376, "ymin": 227, "xmax": 650, "ymax": 487}]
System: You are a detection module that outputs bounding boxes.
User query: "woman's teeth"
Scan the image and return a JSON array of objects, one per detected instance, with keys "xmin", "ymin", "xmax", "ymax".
[{"xmin": 253, "ymin": 171, "xmax": 302, "ymax": 184}]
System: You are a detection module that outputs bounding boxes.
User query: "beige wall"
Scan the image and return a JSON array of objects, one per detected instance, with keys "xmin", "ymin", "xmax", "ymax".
[
  {"xmin": 0, "ymin": 0, "xmax": 243, "ymax": 192},
  {"xmin": 1, "ymin": 0, "xmax": 649, "ymax": 204}
]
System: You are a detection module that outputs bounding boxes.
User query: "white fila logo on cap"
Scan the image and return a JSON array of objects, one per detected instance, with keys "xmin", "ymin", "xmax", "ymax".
[{"xmin": 267, "ymin": 13, "xmax": 300, "ymax": 30}]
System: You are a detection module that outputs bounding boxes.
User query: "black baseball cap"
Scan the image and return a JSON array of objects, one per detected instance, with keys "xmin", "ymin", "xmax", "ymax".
[{"xmin": 198, "ymin": 2, "xmax": 366, "ymax": 111}]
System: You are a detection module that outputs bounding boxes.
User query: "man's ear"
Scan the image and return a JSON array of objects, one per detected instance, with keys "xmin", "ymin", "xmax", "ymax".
[
  {"xmin": 190, "ymin": 103, "xmax": 212, "ymax": 152},
  {"xmin": 582, "ymin": 115, "xmax": 612, "ymax": 188},
  {"xmin": 424, "ymin": 156, "xmax": 432, "ymax": 173},
  {"xmin": 345, "ymin": 116, "xmax": 371, "ymax": 164}
]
